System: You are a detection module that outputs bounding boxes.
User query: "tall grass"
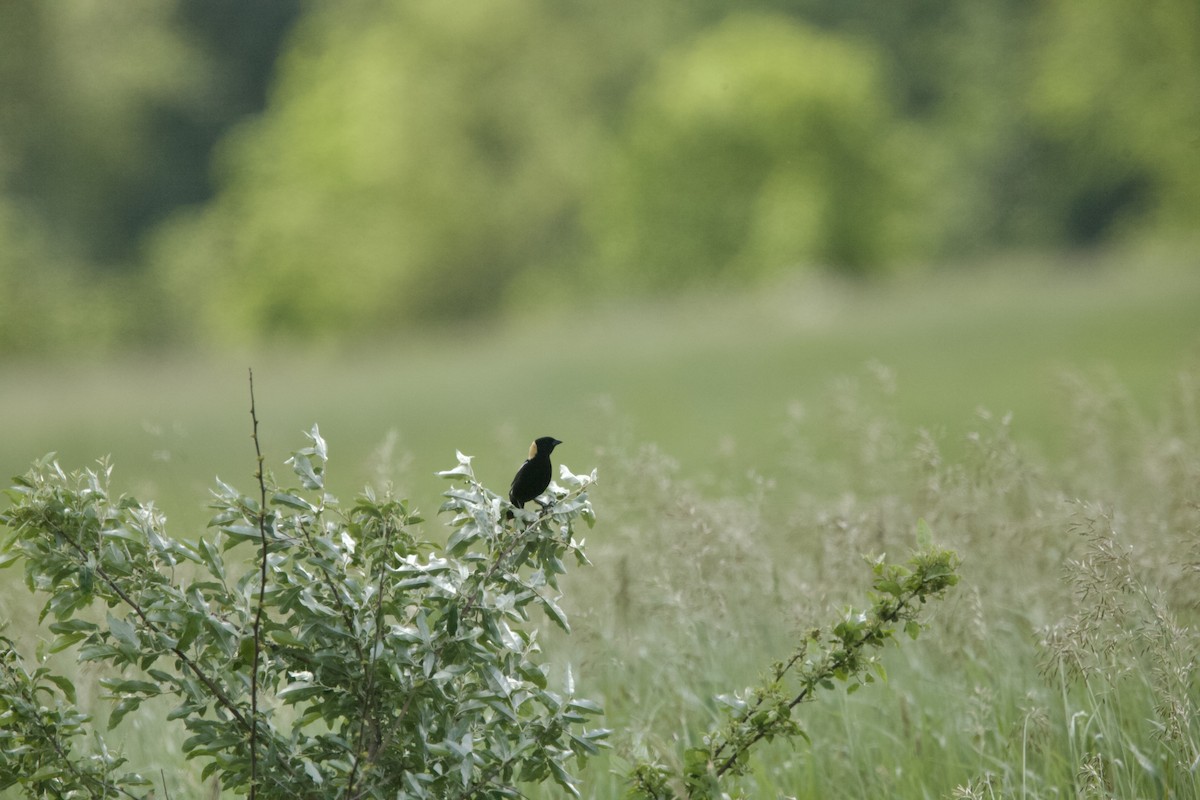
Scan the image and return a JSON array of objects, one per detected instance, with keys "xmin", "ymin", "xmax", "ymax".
[
  {"xmin": 2, "ymin": 368, "xmax": 1196, "ymax": 798},
  {"xmin": 525, "ymin": 365, "xmax": 1200, "ymax": 798}
]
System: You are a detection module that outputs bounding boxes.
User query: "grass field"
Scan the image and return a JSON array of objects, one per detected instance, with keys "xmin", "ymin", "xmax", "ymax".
[{"xmin": 2, "ymin": 253, "xmax": 1199, "ymax": 797}]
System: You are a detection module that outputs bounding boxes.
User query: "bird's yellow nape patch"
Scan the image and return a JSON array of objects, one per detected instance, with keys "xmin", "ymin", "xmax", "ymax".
[{"xmin": 528, "ymin": 441, "xmax": 538, "ymax": 460}]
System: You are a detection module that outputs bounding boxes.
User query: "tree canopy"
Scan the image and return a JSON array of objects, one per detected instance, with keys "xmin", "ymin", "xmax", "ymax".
[{"xmin": 2, "ymin": 0, "xmax": 1197, "ymax": 350}]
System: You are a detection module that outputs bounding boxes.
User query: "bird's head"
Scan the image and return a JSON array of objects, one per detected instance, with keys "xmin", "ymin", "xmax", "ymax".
[{"xmin": 530, "ymin": 436, "xmax": 563, "ymax": 459}]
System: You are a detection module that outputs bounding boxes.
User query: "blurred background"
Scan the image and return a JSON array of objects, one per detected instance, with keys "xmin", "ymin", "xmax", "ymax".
[
  {"xmin": 3, "ymin": 2, "xmax": 1200, "ymax": 796},
  {"xmin": 1, "ymin": 0, "xmax": 1197, "ymax": 352},
  {"xmin": 2, "ymin": 0, "xmax": 1197, "ymax": 485},
  {"xmin": 1, "ymin": 0, "xmax": 1197, "ymax": 506}
]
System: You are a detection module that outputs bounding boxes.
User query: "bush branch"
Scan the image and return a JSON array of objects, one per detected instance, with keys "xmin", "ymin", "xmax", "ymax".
[{"xmin": 248, "ymin": 368, "xmax": 269, "ymax": 799}]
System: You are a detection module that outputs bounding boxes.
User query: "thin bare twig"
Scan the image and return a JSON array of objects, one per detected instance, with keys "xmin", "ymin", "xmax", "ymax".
[{"xmin": 248, "ymin": 368, "xmax": 270, "ymax": 800}]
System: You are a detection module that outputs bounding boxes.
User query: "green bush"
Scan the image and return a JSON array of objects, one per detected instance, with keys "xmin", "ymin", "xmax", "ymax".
[
  {"xmin": 148, "ymin": 0, "xmax": 675, "ymax": 342},
  {"xmin": 1029, "ymin": 0, "xmax": 1200, "ymax": 241},
  {"xmin": 586, "ymin": 13, "xmax": 920, "ymax": 287},
  {"xmin": 0, "ymin": 424, "xmax": 605, "ymax": 798}
]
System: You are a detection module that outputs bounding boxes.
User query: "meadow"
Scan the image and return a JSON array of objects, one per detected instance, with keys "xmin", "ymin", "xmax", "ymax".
[{"xmin": 2, "ymin": 254, "xmax": 1199, "ymax": 798}]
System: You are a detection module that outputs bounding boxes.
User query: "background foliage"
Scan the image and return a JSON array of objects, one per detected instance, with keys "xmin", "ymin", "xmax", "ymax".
[{"xmin": 2, "ymin": 0, "xmax": 1197, "ymax": 351}]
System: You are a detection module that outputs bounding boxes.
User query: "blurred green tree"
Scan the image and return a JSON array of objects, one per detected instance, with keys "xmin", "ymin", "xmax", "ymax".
[
  {"xmin": 585, "ymin": 13, "xmax": 921, "ymax": 288},
  {"xmin": 0, "ymin": 200, "xmax": 122, "ymax": 354},
  {"xmin": 1027, "ymin": 0, "xmax": 1200, "ymax": 244},
  {"xmin": 151, "ymin": 0, "xmax": 679, "ymax": 341},
  {"xmin": 0, "ymin": 0, "xmax": 300, "ymax": 352},
  {"xmin": 4, "ymin": 0, "xmax": 1199, "ymax": 352},
  {"xmin": 0, "ymin": 0, "xmax": 299, "ymax": 268},
  {"xmin": 0, "ymin": 1, "xmax": 211, "ymax": 266}
]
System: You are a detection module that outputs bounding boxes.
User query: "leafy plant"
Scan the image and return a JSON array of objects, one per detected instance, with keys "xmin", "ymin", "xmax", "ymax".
[
  {"xmin": 0, "ymin": 636, "xmax": 150, "ymax": 796},
  {"xmin": 625, "ymin": 522, "xmax": 960, "ymax": 799},
  {"xmin": 0, "ymin": 398, "xmax": 604, "ymax": 797}
]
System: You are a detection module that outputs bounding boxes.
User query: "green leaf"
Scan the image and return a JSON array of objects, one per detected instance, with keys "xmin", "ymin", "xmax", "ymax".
[
  {"xmin": 107, "ymin": 614, "xmax": 139, "ymax": 651},
  {"xmin": 445, "ymin": 525, "xmax": 478, "ymax": 553},
  {"xmin": 307, "ymin": 424, "xmax": 327, "ymax": 462},
  {"xmin": 270, "ymin": 628, "xmax": 307, "ymax": 648},
  {"xmin": 916, "ymin": 518, "xmax": 933, "ymax": 550},
  {"xmin": 541, "ymin": 596, "xmax": 571, "ymax": 633},
  {"xmin": 108, "ymin": 696, "xmax": 142, "ymax": 729},
  {"xmin": 49, "ymin": 618, "xmax": 99, "ymax": 634},
  {"xmin": 436, "ymin": 451, "xmax": 474, "ymax": 479},
  {"xmin": 288, "ymin": 453, "xmax": 324, "ymax": 491},
  {"xmin": 48, "ymin": 632, "xmax": 88, "ymax": 653},
  {"xmin": 567, "ymin": 698, "xmax": 603, "ymax": 715},
  {"xmin": 167, "ymin": 701, "xmax": 206, "ymax": 721},
  {"xmin": 394, "ymin": 575, "xmax": 431, "ymax": 591},
  {"xmin": 26, "ymin": 765, "xmax": 64, "ymax": 781},
  {"xmin": 876, "ymin": 578, "xmax": 903, "ymax": 596},
  {"xmin": 101, "ymin": 678, "xmax": 162, "ymax": 696},
  {"xmin": 303, "ymin": 758, "xmax": 324, "ymax": 784},
  {"xmin": 549, "ymin": 759, "xmax": 580, "ymax": 796},
  {"xmin": 279, "ymin": 683, "xmax": 325, "ymax": 702},
  {"xmin": 272, "ymin": 492, "xmax": 313, "ymax": 511},
  {"xmin": 79, "ymin": 642, "xmax": 121, "ymax": 662},
  {"xmin": 219, "ymin": 522, "xmax": 260, "ymax": 539},
  {"xmin": 103, "ymin": 526, "xmax": 141, "ymax": 542},
  {"xmin": 176, "ymin": 613, "xmax": 203, "ymax": 651},
  {"xmin": 45, "ymin": 674, "xmax": 78, "ymax": 704}
]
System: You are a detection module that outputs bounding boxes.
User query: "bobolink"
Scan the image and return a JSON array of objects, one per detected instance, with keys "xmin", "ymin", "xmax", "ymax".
[{"xmin": 509, "ymin": 436, "xmax": 562, "ymax": 510}]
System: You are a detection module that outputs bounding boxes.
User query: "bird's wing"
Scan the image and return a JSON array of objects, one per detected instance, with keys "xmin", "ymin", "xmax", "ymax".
[{"xmin": 509, "ymin": 459, "xmax": 529, "ymax": 496}]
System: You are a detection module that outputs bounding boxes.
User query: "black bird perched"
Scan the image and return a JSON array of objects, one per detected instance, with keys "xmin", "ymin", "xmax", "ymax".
[{"xmin": 508, "ymin": 436, "xmax": 562, "ymax": 510}]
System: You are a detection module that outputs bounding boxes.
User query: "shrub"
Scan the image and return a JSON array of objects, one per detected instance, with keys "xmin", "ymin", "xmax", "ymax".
[{"xmin": 1, "ymin": 419, "xmax": 604, "ymax": 798}]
